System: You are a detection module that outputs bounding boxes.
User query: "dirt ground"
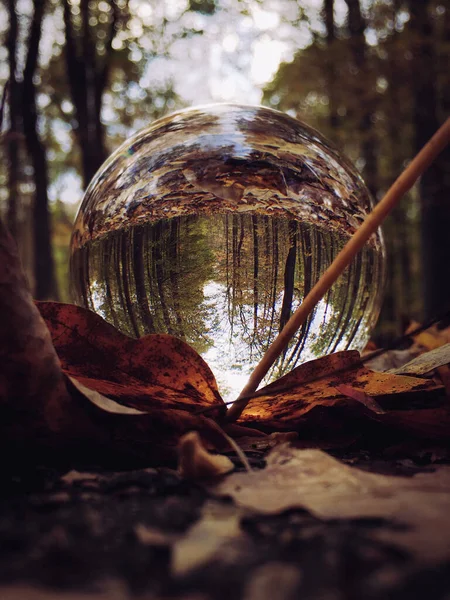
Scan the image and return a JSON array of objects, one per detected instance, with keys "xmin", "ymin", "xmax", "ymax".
[{"xmin": 1, "ymin": 449, "xmax": 450, "ymax": 600}]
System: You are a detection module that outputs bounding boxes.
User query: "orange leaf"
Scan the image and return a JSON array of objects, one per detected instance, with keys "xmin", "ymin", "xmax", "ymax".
[
  {"xmin": 238, "ymin": 351, "xmax": 443, "ymax": 429},
  {"xmin": 0, "ymin": 220, "xmax": 226, "ymax": 467},
  {"xmin": 37, "ymin": 302, "xmax": 224, "ymax": 414}
]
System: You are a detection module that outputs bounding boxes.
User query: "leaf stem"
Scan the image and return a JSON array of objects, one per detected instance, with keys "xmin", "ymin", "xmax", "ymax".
[{"xmin": 227, "ymin": 117, "xmax": 450, "ymax": 423}]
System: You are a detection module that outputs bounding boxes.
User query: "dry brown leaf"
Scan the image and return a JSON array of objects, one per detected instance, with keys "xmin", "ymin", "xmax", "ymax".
[
  {"xmin": 212, "ymin": 444, "xmax": 450, "ymax": 564},
  {"xmin": 178, "ymin": 431, "xmax": 234, "ymax": 479},
  {"xmin": 389, "ymin": 341, "xmax": 450, "ymax": 397},
  {"xmin": 0, "ymin": 220, "xmax": 85, "ymax": 453},
  {"xmin": 364, "ymin": 348, "xmax": 421, "ymax": 373},
  {"xmin": 68, "ymin": 376, "xmax": 145, "ymax": 415},
  {"xmin": 68, "ymin": 376, "xmax": 230, "ymax": 460},
  {"xmin": 37, "ymin": 301, "xmax": 224, "ymax": 413},
  {"xmin": 0, "ymin": 221, "xmax": 226, "ymax": 467},
  {"xmin": 3, "ymin": 211, "xmax": 450, "ymax": 468},
  {"xmin": 238, "ymin": 351, "xmax": 443, "ymax": 432},
  {"xmin": 389, "ymin": 343, "xmax": 450, "ymax": 376},
  {"xmin": 64, "ymin": 376, "xmax": 228, "ymax": 465}
]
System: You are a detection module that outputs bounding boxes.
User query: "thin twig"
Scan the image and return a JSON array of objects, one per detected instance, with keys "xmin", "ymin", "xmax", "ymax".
[
  {"xmin": 209, "ymin": 420, "xmax": 252, "ymax": 472},
  {"xmin": 226, "ymin": 117, "xmax": 450, "ymax": 423}
]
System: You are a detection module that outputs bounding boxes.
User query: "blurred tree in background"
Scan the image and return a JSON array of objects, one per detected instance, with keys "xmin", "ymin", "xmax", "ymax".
[
  {"xmin": 264, "ymin": 0, "xmax": 449, "ymax": 337},
  {"xmin": 1, "ymin": 0, "xmax": 449, "ymax": 340}
]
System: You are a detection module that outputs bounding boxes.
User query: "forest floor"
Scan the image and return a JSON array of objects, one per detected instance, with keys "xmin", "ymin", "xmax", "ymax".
[{"xmin": 2, "ymin": 447, "xmax": 450, "ymax": 600}]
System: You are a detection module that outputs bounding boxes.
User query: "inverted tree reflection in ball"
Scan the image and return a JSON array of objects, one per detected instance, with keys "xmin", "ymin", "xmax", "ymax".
[{"xmin": 70, "ymin": 104, "xmax": 385, "ymax": 399}]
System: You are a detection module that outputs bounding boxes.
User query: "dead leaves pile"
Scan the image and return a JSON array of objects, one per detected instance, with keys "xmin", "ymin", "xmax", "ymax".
[{"xmin": 2, "ymin": 217, "xmax": 450, "ymax": 470}]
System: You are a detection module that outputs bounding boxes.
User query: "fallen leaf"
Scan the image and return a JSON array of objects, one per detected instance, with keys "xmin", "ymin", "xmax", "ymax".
[
  {"xmin": 68, "ymin": 376, "xmax": 145, "ymax": 415},
  {"xmin": 389, "ymin": 343, "xmax": 450, "ymax": 376},
  {"xmin": 238, "ymin": 351, "xmax": 444, "ymax": 434},
  {"xmin": 178, "ymin": 431, "xmax": 234, "ymax": 480},
  {"xmin": 379, "ymin": 406, "xmax": 450, "ymax": 439},
  {"xmin": 64, "ymin": 376, "xmax": 228, "ymax": 466},
  {"xmin": 0, "ymin": 221, "xmax": 226, "ymax": 467},
  {"xmin": 387, "ymin": 341, "xmax": 450, "ymax": 399},
  {"xmin": 212, "ymin": 444, "xmax": 450, "ymax": 564},
  {"xmin": 364, "ymin": 348, "xmax": 421, "ymax": 373},
  {"xmin": 3, "ymin": 213, "xmax": 450, "ymax": 469},
  {"xmin": 37, "ymin": 301, "xmax": 224, "ymax": 414},
  {"xmin": 0, "ymin": 220, "xmax": 76, "ymax": 447}
]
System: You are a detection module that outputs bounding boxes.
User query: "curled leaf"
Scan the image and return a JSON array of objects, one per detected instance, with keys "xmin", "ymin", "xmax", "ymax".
[
  {"xmin": 0, "ymin": 221, "xmax": 225, "ymax": 468},
  {"xmin": 37, "ymin": 301, "xmax": 224, "ymax": 413},
  {"xmin": 178, "ymin": 431, "xmax": 234, "ymax": 480},
  {"xmin": 389, "ymin": 343, "xmax": 450, "ymax": 376},
  {"xmin": 0, "ymin": 219, "xmax": 72, "ymax": 446},
  {"xmin": 239, "ymin": 351, "xmax": 442, "ymax": 427}
]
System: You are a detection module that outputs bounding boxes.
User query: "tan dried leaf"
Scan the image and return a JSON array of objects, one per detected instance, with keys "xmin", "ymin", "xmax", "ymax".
[
  {"xmin": 178, "ymin": 431, "xmax": 234, "ymax": 480},
  {"xmin": 213, "ymin": 444, "xmax": 450, "ymax": 564},
  {"xmin": 389, "ymin": 343, "xmax": 450, "ymax": 376}
]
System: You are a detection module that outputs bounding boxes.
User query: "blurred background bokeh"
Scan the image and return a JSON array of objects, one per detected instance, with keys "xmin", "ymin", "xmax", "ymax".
[{"xmin": 1, "ymin": 0, "xmax": 449, "ymax": 342}]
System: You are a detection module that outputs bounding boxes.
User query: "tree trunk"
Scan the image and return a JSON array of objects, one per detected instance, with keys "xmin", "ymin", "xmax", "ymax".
[
  {"xmin": 132, "ymin": 226, "xmax": 155, "ymax": 333},
  {"xmin": 62, "ymin": 0, "xmax": 117, "ymax": 188},
  {"xmin": 6, "ymin": 0, "xmax": 19, "ymax": 240},
  {"xmin": 22, "ymin": 0, "xmax": 59, "ymax": 300},
  {"xmin": 378, "ymin": 0, "xmax": 415, "ymax": 337},
  {"xmin": 408, "ymin": 0, "xmax": 450, "ymax": 320},
  {"xmin": 323, "ymin": 0, "xmax": 339, "ymax": 132},
  {"xmin": 279, "ymin": 221, "xmax": 297, "ymax": 333},
  {"xmin": 252, "ymin": 215, "xmax": 259, "ymax": 331},
  {"xmin": 344, "ymin": 0, "xmax": 378, "ymax": 198}
]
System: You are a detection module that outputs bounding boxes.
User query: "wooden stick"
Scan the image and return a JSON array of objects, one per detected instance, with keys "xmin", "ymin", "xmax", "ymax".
[{"xmin": 226, "ymin": 117, "xmax": 450, "ymax": 422}]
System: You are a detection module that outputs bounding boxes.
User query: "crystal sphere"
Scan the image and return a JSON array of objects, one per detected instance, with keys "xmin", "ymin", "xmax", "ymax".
[{"xmin": 70, "ymin": 104, "xmax": 385, "ymax": 398}]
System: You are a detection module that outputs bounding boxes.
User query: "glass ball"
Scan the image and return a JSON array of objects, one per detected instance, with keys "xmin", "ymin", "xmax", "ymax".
[{"xmin": 70, "ymin": 104, "xmax": 385, "ymax": 399}]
